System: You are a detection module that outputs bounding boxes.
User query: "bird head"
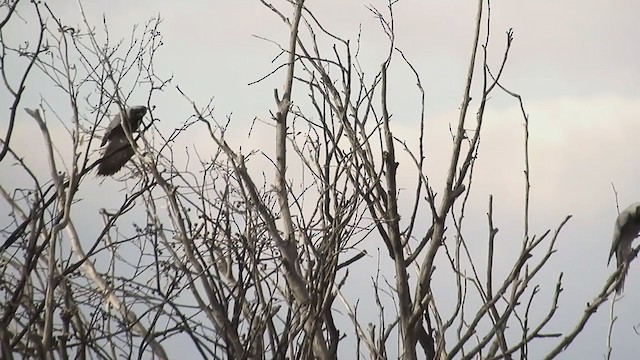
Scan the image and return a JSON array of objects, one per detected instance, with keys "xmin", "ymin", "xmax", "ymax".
[
  {"xmin": 128, "ymin": 105, "xmax": 147, "ymax": 119},
  {"xmin": 125, "ymin": 105, "xmax": 147, "ymax": 130}
]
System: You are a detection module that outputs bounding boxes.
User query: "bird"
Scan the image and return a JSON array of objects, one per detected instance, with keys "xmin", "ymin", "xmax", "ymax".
[
  {"xmin": 97, "ymin": 105, "xmax": 147, "ymax": 176},
  {"xmin": 608, "ymin": 202, "xmax": 640, "ymax": 294}
]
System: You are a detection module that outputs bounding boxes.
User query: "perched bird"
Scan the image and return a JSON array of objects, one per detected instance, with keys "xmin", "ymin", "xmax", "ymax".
[
  {"xmin": 97, "ymin": 105, "xmax": 147, "ymax": 176},
  {"xmin": 608, "ymin": 202, "xmax": 640, "ymax": 293}
]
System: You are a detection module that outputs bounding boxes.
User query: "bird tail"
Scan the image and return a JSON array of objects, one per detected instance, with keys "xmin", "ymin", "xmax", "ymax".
[
  {"xmin": 97, "ymin": 137, "xmax": 134, "ymax": 176},
  {"xmin": 615, "ymin": 264, "xmax": 627, "ymax": 294}
]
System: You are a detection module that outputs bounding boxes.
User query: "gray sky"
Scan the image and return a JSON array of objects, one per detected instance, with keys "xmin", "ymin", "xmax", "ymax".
[{"xmin": 2, "ymin": 0, "xmax": 640, "ymax": 358}]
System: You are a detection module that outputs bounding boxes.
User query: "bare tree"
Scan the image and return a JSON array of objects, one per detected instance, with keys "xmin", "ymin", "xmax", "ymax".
[{"xmin": 0, "ymin": 0, "xmax": 630, "ymax": 359}]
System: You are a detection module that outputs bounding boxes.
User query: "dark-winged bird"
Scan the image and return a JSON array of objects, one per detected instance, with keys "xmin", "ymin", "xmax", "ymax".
[
  {"xmin": 609, "ymin": 202, "xmax": 640, "ymax": 293},
  {"xmin": 97, "ymin": 105, "xmax": 147, "ymax": 176}
]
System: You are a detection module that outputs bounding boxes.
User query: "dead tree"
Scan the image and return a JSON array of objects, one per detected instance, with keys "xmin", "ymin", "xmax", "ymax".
[{"xmin": 0, "ymin": 1, "xmax": 627, "ymax": 359}]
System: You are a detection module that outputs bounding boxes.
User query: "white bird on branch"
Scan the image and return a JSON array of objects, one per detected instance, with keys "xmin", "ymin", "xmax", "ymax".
[{"xmin": 609, "ymin": 202, "xmax": 640, "ymax": 294}]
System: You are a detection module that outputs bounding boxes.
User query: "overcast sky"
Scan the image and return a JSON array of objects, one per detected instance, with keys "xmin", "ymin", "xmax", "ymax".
[{"xmin": 2, "ymin": 0, "xmax": 640, "ymax": 358}]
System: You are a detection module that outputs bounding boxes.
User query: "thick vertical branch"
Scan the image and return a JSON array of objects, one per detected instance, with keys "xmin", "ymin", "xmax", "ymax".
[
  {"xmin": 271, "ymin": 1, "xmax": 330, "ymax": 358},
  {"xmin": 381, "ymin": 63, "xmax": 416, "ymax": 360},
  {"xmin": 413, "ymin": 0, "xmax": 484, "ymax": 320},
  {"xmin": 27, "ymin": 108, "xmax": 65, "ymax": 354}
]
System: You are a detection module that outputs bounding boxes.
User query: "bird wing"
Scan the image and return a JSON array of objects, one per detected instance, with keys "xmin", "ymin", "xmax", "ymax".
[
  {"xmin": 97, "ymin": 135, "xmax": 135, "ymax": 176},
  {"xmin": 101, "ymin": 112, "xmax": 124, "ymax": 146}
]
